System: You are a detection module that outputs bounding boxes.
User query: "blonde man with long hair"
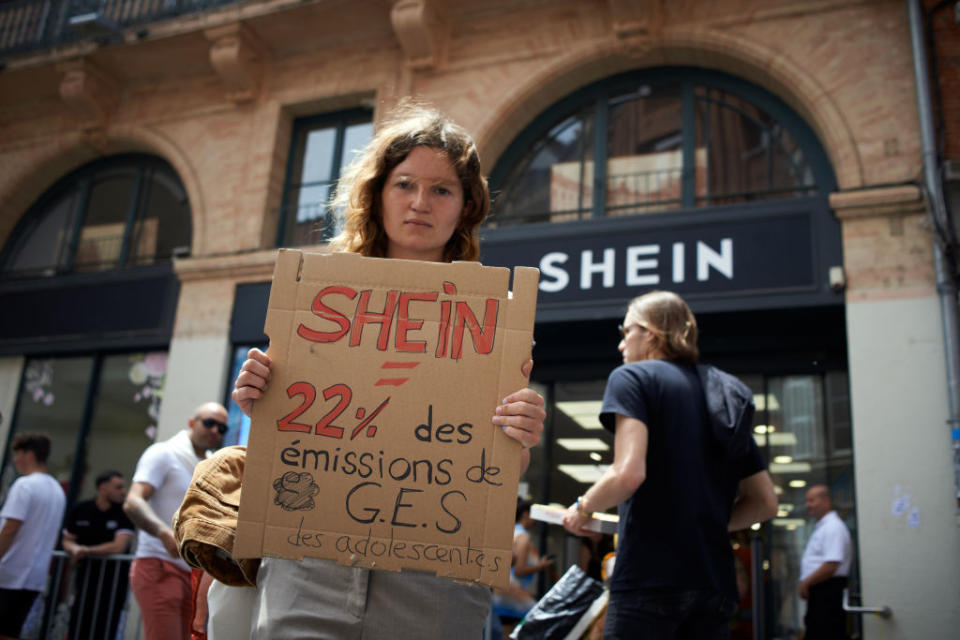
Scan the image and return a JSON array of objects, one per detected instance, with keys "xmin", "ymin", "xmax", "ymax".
[{"xmin": 563, "ymin": 290, "xmax": 777, "ymax": 639}]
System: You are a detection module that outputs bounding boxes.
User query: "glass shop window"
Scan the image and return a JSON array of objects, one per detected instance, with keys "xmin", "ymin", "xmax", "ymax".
[{"xmin": 1, "ymin": 352, "xmax": 168, "ymax": 506}]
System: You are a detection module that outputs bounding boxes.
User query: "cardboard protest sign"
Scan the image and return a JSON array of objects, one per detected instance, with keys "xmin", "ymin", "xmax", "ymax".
[{"xmin": 235, "ymin": 250, "xmax": 539, "ymax": 588}]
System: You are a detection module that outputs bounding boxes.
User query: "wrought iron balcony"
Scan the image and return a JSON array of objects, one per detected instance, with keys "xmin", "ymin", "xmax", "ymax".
[{"xmin": 0, "ymin": 0, "xmax": 248, "ymax": 57}]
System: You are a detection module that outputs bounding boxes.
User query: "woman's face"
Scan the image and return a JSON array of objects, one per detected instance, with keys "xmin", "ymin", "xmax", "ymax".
[{"xmin": 381, "ymin": 146, "xmax": 466, "ymax": 262}]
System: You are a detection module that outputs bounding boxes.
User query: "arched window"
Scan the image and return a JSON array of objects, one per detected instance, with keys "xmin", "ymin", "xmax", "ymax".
[
  {"xmin": 488, "ymin": 68, "xmax": 834, "ymax": 227},
  {"xmin": 1, "ymin": 155, "xmax": 191, "ymax": 277}
]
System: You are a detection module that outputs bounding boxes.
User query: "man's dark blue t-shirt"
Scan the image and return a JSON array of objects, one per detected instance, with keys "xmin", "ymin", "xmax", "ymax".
[{"xmin": 600, "ymin": 359, "xmax": 765, "ymax": 601}]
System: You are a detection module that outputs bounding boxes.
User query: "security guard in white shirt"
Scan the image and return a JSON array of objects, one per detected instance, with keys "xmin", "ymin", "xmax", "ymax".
[{"xmin": 799, "ymin": 484, "xmax": 852, "ymax": 639}]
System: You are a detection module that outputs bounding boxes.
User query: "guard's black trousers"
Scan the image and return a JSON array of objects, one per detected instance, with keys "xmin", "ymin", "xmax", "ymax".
[{"xmin": 804, "ymin": 576, "xmax": 849, "ymax": 640}]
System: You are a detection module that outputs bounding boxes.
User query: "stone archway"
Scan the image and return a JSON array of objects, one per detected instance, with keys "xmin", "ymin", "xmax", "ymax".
[
  {"xmin": 0, "ymin": 125, "xmax": 205, "ymax": 256},
  {"xmin": 473, "ymin": 28, "xmax": 862, "ymax": 191}
]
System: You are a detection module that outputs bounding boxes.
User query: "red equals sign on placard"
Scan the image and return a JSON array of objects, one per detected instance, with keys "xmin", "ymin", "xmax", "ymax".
[{"xmin": 375, "ymin": 361, "xmax": 419, "ymax": 386}]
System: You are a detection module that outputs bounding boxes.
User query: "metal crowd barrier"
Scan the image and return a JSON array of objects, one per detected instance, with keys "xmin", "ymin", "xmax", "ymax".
[{"xmin": 22, "ymin": 551, "xmax": 142, "ymax": 640}]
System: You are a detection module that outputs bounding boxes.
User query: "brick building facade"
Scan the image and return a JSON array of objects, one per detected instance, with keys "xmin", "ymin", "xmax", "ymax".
[{"xmin": 0, "ymin": 1, "xmax": 957, "ymax": 637}]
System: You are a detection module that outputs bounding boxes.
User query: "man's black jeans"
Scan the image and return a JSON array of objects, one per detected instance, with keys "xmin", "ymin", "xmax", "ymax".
[{"xmin": 603, "ymin": 587, "xmax": 736, "ymax": 639}]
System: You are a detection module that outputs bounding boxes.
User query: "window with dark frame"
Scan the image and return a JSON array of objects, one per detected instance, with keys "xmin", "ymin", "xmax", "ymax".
[
  {"xmin": 488, "ymin": 69, "xmax": 825, "ymax": 228},
  {"xmin": 0, "ymin": 154, "xmax": 191, "ymax": 279},
  {"xmin": 278, "ymin": 108, "xmax": 374, "ymax": 247}
]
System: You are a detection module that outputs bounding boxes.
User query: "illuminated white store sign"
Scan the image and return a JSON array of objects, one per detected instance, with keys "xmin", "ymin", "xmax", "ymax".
[
  {"xmin": 538, "ymin": 239, "xmax": 733, "ymax": 293},
  {"xmin": 479, "ymin": 205, "xmax": 828, "ymax": 310}
]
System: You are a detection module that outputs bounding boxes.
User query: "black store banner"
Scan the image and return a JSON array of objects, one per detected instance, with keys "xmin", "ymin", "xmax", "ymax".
[{"xmin": 479, "ymin": 198, "xmax": 841, "ymax": 319}]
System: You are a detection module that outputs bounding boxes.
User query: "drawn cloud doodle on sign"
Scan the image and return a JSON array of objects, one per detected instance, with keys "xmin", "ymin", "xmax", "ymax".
[{"xmin": 272, "ymin": 471, "xmax": 320, "ymax": 511}]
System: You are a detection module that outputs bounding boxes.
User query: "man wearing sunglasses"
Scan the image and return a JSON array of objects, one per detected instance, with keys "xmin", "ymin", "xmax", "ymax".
[{"xmin": 124, "ymin": 402, "xmax": 227, "ymax": 640}]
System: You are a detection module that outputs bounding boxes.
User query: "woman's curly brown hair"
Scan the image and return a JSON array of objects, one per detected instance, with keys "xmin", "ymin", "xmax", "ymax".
[{"xmin": 328, "ymin": 100, "xmax": 490, "ymax": 262}]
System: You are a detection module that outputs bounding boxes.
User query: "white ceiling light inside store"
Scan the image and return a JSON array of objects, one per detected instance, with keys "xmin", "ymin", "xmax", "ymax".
[
  {"xmin": 777, "ymin": 503, "xmax": 794, "ymax": 514},
  {"xmin": 558, "ymin": 464, "xmax": 609, "ymax": 484},
  {"xmin": 773, "ymin": 518, "xmax": 805, "ymax": 528},
  {"xmin": 753, "ymin": 432, "xmax": 798, "ymax": 447},
  {"xmin": 557, "ymin": 438, "xmax": 610, "ymax": 451},
  {"xmin": 770, "ymin": 461, "xmax": 812, "ymax": 473},
  {"xmin": 556, "ymin": 401, "xmax": 604, "ymax": 430},
  {"xmin": 753, "ymin": 394, "xmax": 781, "ymax": 411},
  {"xmin": 789, "ymin": 479, "xmax": 807, "ymax": 488}
]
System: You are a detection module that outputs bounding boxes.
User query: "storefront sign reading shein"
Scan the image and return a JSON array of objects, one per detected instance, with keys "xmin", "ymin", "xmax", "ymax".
[
  {"xmin": 479, "ymin": 207, "xmax": 824, "ymax": 311},
  {"xmin": 537, "ymin": 239, "xmax": 733, "ymax": 293}
]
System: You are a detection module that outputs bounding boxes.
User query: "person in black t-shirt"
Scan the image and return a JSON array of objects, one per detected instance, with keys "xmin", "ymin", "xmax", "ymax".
[
  {"xmin": 62, "ymin": 470, "xmax": 135, "ymax": 640},
  {"xmin": 563, "ymin": 290, "xmax": 778, "ymax": 639}
]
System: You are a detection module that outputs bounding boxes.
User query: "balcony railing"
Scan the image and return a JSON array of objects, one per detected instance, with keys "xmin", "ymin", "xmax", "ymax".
[{"xmin": 0, "ymin": 0, "xmax": 248, "ymax": 57}]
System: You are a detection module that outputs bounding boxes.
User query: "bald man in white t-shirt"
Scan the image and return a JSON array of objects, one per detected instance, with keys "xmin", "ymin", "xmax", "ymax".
[
  {"xmin": 123, "ymin": 402, "xmax": 226, "ymax": 640},
  {"xmin": 799, "ymin": 485, "xmax": 852, "ymax": 640}
]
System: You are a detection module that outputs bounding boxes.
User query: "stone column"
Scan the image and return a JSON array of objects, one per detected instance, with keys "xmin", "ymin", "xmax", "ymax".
[
  {"xmin": 157, "ymin": 252, "xmax": 276, "ymax": 440},
  {"xmin": 831, "ymin": 185, "xmax": 960, "ymax": 638}
]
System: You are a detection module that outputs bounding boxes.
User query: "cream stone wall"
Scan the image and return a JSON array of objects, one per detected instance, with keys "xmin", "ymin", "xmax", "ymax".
[
  {"xmin": 832, "ymin": 181, "xmax": 958, "ymax": 636},
  {"xmin": 846, "ymin": 296, "xmax": 959, "ymax": 638}
]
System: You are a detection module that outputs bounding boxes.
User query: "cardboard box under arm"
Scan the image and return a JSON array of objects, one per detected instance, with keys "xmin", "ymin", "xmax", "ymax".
[{"xmin": 530, "ymin": 503, "xmax": 619, "ymax": 535}]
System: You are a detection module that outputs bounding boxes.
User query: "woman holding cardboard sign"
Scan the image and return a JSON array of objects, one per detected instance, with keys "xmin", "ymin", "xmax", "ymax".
[{"xmin": 232, "ymin": 101, "xmax": 545, "ymax": 639}]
